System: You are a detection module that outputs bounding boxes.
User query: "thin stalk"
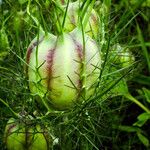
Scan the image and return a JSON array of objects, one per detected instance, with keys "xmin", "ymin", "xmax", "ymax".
[
  {"xmin": 136, "ymin": 23, "xmax": 150, "ymax": 73},
  {"xmin": 62, "ymin": 0, "xmax": 70, "ymax": 31},
  {"xmin": 111, "ymin": 12, "xmax": 140, "ymax": 42},
  {"xmin": 77, "ymin": 0, "xmax": 96, "ymax": 30},
  {"xmin": 0, "ymin": 66, "xmax": 19, "ymax": 76},
  {"xmin": 80, "ymin": 18, "xmax": 86, "ymax": 99},
  {"xmin": 35, "ymin": 0, "xmax": 49, "ymax": 34},
  {"xmin": 54, "ymin": 6, "xmax": 63, "ymax": 34},
  {"xmin": 0, "ymin": 98, "xmax": 20, "ymax": 118},
  {"xmin": 98, "ymin": 0, "xmax": 111, "ymax": 44},
  {"xmin": 82, "ymin": 67, "xmax": 133, "ymax": 110},
  {"xmin": 94, "ymin": 36, "xmax": 110, "ymax": 95},
  {"xmin": 82, "ymin": 0, "xmax": 96, "ymax": 30},
  {"xmin": 35, "ymin": 27, "xmax": 40, "ymax": 69},
  {"xmin": 125, "ymin": 94, "xmax": 150, "ymax": 113},
  {"xmin": 27, "ymin": 0, "xmax": 44, "ymax": 34},
  {"xmin": 40, "ymin": 95, "xmax": 53, "ymax": 113}
]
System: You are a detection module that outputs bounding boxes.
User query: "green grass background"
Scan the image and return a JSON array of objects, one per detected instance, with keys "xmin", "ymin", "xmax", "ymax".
[{"xmin": 0, "ymin": 0, "xmax": 150, "ymax": 149}]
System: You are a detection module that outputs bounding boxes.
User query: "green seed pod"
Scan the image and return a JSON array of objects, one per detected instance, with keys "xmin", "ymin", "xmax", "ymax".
[
  {"xmin": 4, "ymin": 118, "xmax": 53, "ymax": 150},
  {"xmin": 12, "ymin": 8, "xmax": 39, "ymax": 35},
  {"xmin": 0, "ymin": 27, "xmax": 9, "ymax": 61},
  {"xmin": 13, "ymin": 11, "xmax": 25, "ymax": 34},
  {"xmin": 111, "ymin": 43, "xmax": 135, "ymax": 68},
  {"xmin": 26, "ymin": 28, "xmax": 101, "ymax": 110},
  {"xmin": 0, "ymin": 27, "xmax": 9, "ymax": 50},
  {"xmin": 56, "ymin": 1, "xmax": 99, "ymax": 39},
  {"xmin": 4, "ymin": 118, "xmax": 25, "ymax": 150}
]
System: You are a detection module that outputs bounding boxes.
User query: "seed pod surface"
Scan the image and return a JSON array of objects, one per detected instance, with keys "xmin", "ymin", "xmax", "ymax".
[
  {"xmin": 4, "ymin": 118, "xmax": 52, "ymax": 150},
  {"xmin": 26, "ymin": 28, "xmax": 101, "ymax": 110}
]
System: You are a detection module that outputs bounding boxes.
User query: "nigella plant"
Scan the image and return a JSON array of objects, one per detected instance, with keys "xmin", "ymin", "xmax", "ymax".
[{"xmin": 26, "ymin": 0, "xmax": 101, "ymax": 111}]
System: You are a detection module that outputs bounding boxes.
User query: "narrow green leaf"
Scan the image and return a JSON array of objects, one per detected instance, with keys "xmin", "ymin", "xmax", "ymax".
[
  {"xmin": 136, "ymin": 24, "xmax": 150, "ymax": 72},
  {"xmin": 133, "ymin": 112, "xmax": 150, "ymax": 127},
  {"xmin": 132, "ymin": 75, "xmax": 150, "ymax": 86},
  {"xmin": 125, "ymin": 94, "xmax": 150, "ymax": 113},
  {"xmin": 137, "ymin": 132, "xmax": 149, "ymax": 147},
  {"xmin": 118, "ymin": 125, "xmax": 141, "ymax": 133},
  {"xmin": 142, "ymin": 87, "xmax": 150, "ymax": 103}
]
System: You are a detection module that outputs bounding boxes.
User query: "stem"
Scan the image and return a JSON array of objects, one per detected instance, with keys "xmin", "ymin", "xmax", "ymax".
[
  {"xmin": 78, "ymin": 0, "xmax": 96, "ymax": 30},
  {"xmin": 40, "ymin": 96, "xmax": 53, "ymax": 113},
  {"xmin": 27, "ymin": 0, "xmax": 44, "ymax": 33},
  {"xmin": 36, "ymin": 110, "xmax": 64, "ymax": 120},
  {"xmin": 98, "ymin": 0, "xmax": 111, "ymax": 44},
  {"xmin": 82, "ymin": 0, "xmax": 96, "ymax": 29},
  {"xmin": 0, "ymin": 98, "xmax": 20, "ymax": 118},
  {"xmin": 35, "ymin": 27, "xmax": 40, "ymax": 69},
  {"xmin": 54, "ymin": 6, "xmax": 63, "ymax": 35},
  {"xmin": 125, "ymin": 94, "xmax": 150, "ymax": 113},
  {"xmin": 80, "ymin": 18, "xmax": 86, "ymax": 99},
  {"xmin": 62, "ymin": 0, "xmax": 70, "ymax": 31}
]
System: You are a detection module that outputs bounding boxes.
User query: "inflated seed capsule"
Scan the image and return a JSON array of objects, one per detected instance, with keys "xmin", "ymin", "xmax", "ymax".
[
  {"xmin": 111, "ymin": 43, "xmax": 135, "ymax": 68},
  {"xmin": 56, "ymin": 0, "xmax": 99, "ymax": 39},
  {"xmin": 4, "ymin": 118, "xmax": 53, "ymax": 150},
  {"xmin": 26, "ymin": 28, "xmax": 101, "ymax": 110}
]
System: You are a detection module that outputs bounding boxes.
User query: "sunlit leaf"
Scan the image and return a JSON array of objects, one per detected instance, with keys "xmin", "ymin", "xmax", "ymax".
[{"xmin": 133, "ymin": 112, "xmax": 150, "ymax": 127}]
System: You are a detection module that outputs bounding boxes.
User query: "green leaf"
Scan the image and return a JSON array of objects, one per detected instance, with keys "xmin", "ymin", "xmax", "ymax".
[
  {"xmin": 132, "ymin": 75, "xmax": 150, "ymax": 86},
  {"xmin": 111, "ymin": 77, "xmax": 128, "ymax": 96},
  {"xmin": 0, "ymin": 27, "xmax": 9, "ymax": 51},
  {"xmin": 137, "ymin": 23, "xmax": 150, "ymax": 72},
  {"xmin": 137, "ymin": 132, "xmax": 149, "ymax": 147},
  {"xmin": 118, "ymin": 125, "xmax": 141, "ymax": 133},
  {"xmin": 18, "ymin": 0, "xmax": 28, "ymax": 5},
  {"xmin": 133, "ymin": 112, "xmax": 150, "ymax": 127},
  {"xmin": 142, "ymin": 87, "xmax": 150, "ymax": 103},
  {"xmin": 125, "ymin": 94, "xmax": 150, "ymax": 113}
]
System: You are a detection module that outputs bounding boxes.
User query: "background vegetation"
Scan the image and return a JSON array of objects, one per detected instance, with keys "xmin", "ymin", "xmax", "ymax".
[{"xmin": 0, "ymin": 0, "xmax": 150, "ymax": 149}]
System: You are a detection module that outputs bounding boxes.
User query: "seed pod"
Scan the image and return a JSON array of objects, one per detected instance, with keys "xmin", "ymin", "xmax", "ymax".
[
  {"xmin": 26, "ymin": 28, "xmax": 101, "ymax": 110},
  {"xmin": 4, "ymin": 118, "xmax": 53, "ymax": 150},
  {"xmin": 111, "ymin": 43, "xmax": 135, "ymax": 68},
  {"xmin": 57, "ymin": 1, "xmax": 99, "ymax": 39},
  {"xmin": 0, "ymin": 27, "xmax": 9, "ymax": 61},
  {"xmin": 13, "ymin": 11, "xmax": 26, "ymax": 35}
]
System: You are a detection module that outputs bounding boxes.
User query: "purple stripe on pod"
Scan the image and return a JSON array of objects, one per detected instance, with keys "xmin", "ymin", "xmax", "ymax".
[
  {"xmin": 26, "ymin": 36, "xmax": 44, "ymax": 64},
  {"xmin": 76, "ymin": 43, "xmax": 83, "ymax": 60},
  {"xmin": 46, "ymin": 48, "xmax": 56, "ymax": 90},
  {"xmin": 5, "ymin": 124, "xmax": 16, "ymax": 141},
  {"xmin": 70, "ymin": 35, "xmax": 83, "ymax": 60},
  {"xmin": 61, "ymin": 0, "xmax": 65, "ymax": 5},
  {"xmin": 91, "ymin": 13, "xmax": 97, "ymax": 24},
  {"xmin": 26, "ymin": 36, "xmax": 44, "ymax": 73},
  {"xmin": 70, "ymin": 35, "xmax": 84, "ymax": 97}
]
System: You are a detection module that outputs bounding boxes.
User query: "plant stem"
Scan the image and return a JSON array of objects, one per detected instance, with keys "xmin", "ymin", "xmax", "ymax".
[
  {"xmin": 62, "ymin": 0, "xmax": 70, "ymax": 31},
  {"xmin": 40, "ymin": 96, "xmax": 53, "ymax": 113},
  {"xmin": 80, "ymin": 17, "xmax": 86, "ymax": 99},
  {"xmin": 0, "ymin": 98, "xmax": 20, "ymax": 118},
  {"xmin": 125, "ymin": 94, "xmax": 150, "ymax": 113},
  {"xmin": 27, "ymin": 0, "xmax": 44, "ymax": 33},
  {"xmin": 78, "ymin": 0, "xmax": 96, "ymax": 30}
]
